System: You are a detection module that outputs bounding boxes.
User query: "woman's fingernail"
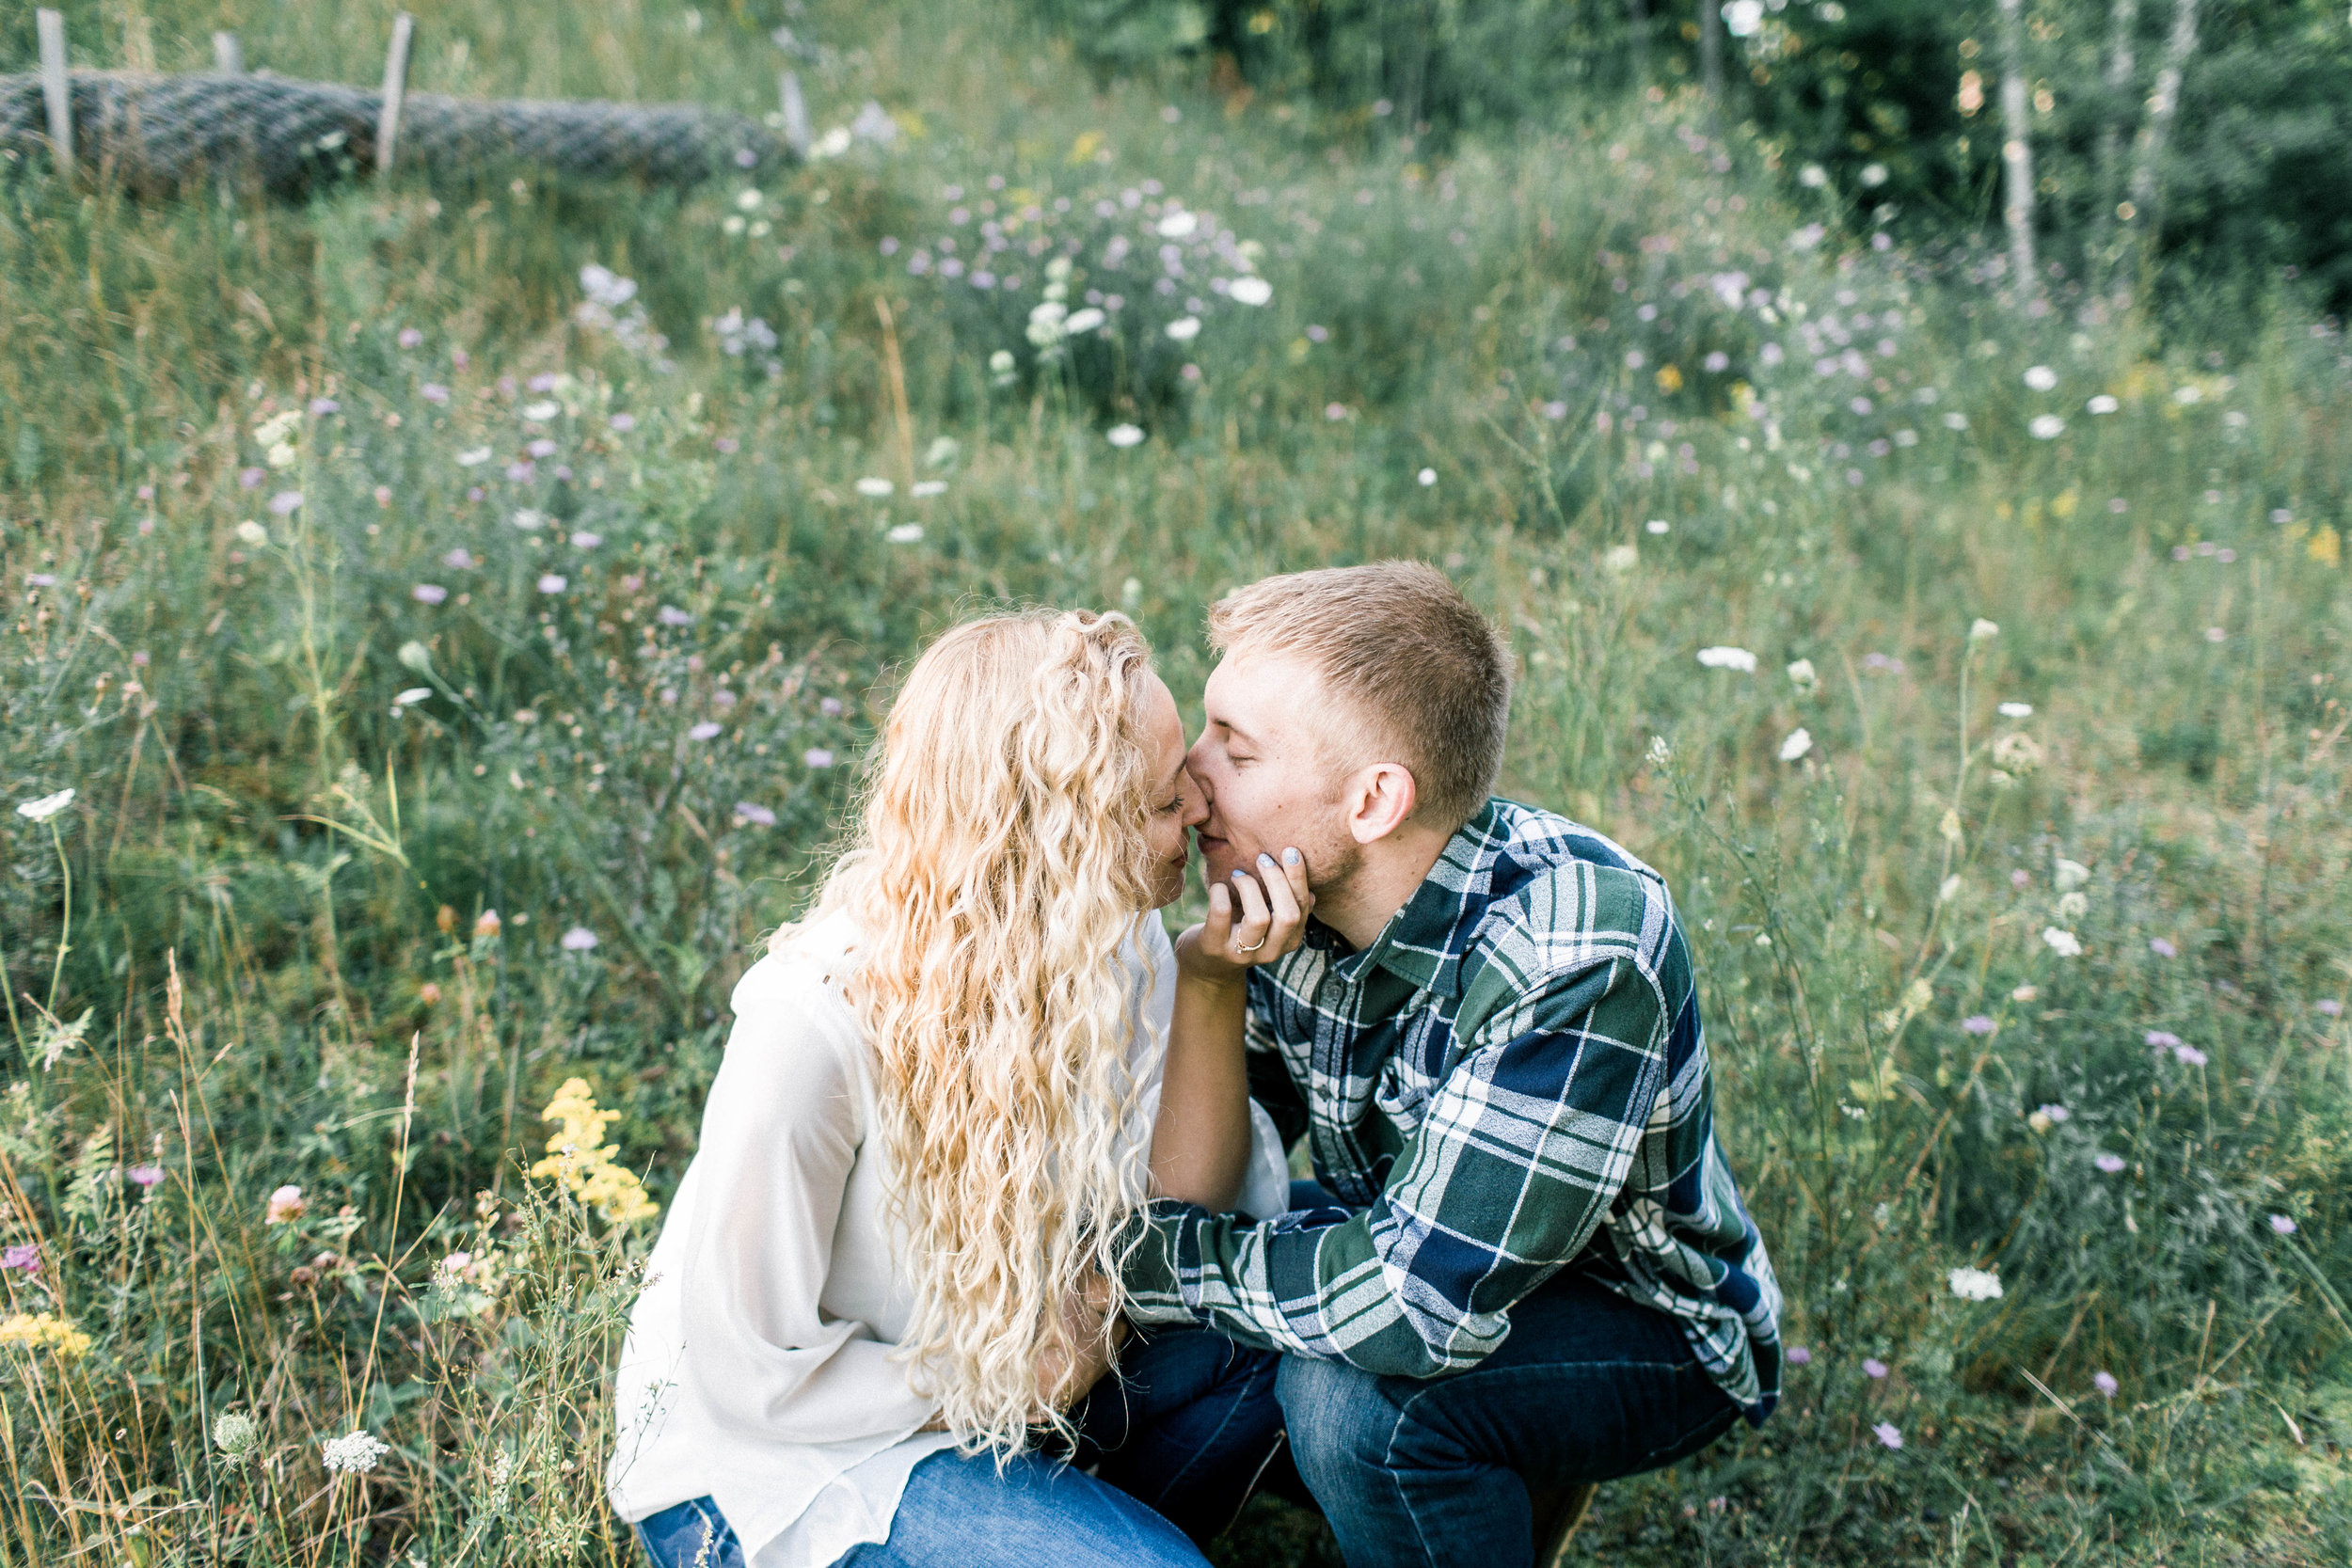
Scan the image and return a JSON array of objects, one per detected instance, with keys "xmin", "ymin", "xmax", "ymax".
[
  {"xmin": 1282, "ymin": 847, "xmax": 1302, "ymax": 865},
  {"xmin": 1232, "ymin": 869, "xmax": 1248, "ymax": 881},
  {"xmin": 1258, "ymin": 852, "xmax": 1276, "ymax": 869}
]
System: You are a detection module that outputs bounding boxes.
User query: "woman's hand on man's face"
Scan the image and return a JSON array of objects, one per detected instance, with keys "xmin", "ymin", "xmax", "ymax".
[{"xmin": 1175, "ymin": 848, "xmax": 1312, "ymax": 984}]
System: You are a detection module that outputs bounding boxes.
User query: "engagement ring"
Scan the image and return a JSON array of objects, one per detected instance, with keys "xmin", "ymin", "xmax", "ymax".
[{"xmin": 1236, "ymin": 936, "xmax": 1268, "ymax": 953}]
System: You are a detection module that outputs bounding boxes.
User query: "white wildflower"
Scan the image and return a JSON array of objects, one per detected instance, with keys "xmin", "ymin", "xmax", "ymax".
[
  {"xmin": 1788, "ymin": 658, "xmax": 1818, "ymax": 691},
  {"xmin": 1106, "ymin": 424, "xmax": 1146, "ymax": 449},
  {"xmin": 883, "ymin": 523, "xmax": 924, "ymax": 544},
  {"xmin": 1602, "ymin": 543, "xmax": 1640, "ymax": 574},
  {"xmin": 235, "ymin": 520, "xmax": 269, "ymax": 546},
  {"xmin": 1998, "ymin": 701, "xmax": 2033, "ymax": 718},
  {"xmin": 1061, "ymin": 308, "xmax": 1105, "ymax": 334},
  {"xmin": 1969, "ymin": 618, "xmax": 2000, "ymax": 641},
  {"xmin": 1228, "ymin": 276, "xmax": 1273, "ymax": 306},
  {"xmin": 854, "ymin": 477, "xmax": 895, "ymax": 498},
  {"xmin": 1947, "ymin": 1266, "xmax": 2004, "ymax": 1302},
  {"xmin": 2042, "ymin": 927, "xmax": 2083, "ymax": 958},
  {"xmin": 2054, "ymin": 858, "xmax": 2090, "ymax": 891},
  {"xmin": 213, "ymin": 1411, "xmax": 262, "ymax": 1463},
  {"xmin": 2088, "ymin": 394, "xmax": 2119, "ymax": 415},
  {"xmin": 1155, "ymin": 209, "xmax": 1199, "ymax": 239},
  {"xmin": 1696, "ymin": 646, "xmax": 1758, "ymax": 673},
  {"xmin": 15, "ymin": 788, "xmax": 74, "ymax": 822},
  {"xmin": 2023, "ymin": 365, "xmax": 2057, "ymax": 391},
  {"xmin": 1165, "ymin": 316, "xmax": 1201, "ymax": 342},
  {"xmin": 1779, "ymin": 728, "xmax": 1813, "ymax": 762},
  {"xmin": 320, "ymin": 1430, "xmax": 391, "ymax": 1475},
  {"xmin": 2029, "ymin": 415, "xmax": 2066, "ymax": 440}
]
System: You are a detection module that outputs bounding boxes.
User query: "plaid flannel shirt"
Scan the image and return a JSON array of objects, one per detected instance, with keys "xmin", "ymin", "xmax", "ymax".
[{"xmin": 1122, "ymin": 798, "xmax": 1782, "ymax": 1422}]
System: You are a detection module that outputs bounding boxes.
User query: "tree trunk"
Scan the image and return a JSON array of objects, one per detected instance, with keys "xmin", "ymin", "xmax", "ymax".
[
  {"xmin": 2117, "ymin": 0, "xmax": 2201, "ymax": 298},
  {"xmin": 1698, "ymin": 0, "xmax": 1724, "ymax": 125},
  {"xmin": 1995, "ymin": 0, "xmax": 2038, "ymax": 303}
]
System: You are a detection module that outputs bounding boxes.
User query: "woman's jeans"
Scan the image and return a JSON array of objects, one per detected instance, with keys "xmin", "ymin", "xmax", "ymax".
[
  {"xmin": 632, "ymin": 1323, "xmax": 1282, "ymax": 1568},
  {"xmin": 1277, "ymin": 1263, "xmax": 1743, "ymax": 1568}
]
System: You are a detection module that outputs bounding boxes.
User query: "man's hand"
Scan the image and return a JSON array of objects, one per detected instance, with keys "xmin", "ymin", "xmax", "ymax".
[
  {"xmin": 1032, "ymin": 1269, "xmax": 1128, "ymax": 1418},
  {"xmin": 1176, "ymin": 848, "xmax": 1313, "ymax": 984}
]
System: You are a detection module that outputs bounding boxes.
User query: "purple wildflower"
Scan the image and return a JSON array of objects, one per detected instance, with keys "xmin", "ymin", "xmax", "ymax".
[
  {"xmin": 1863, "ymin": 1358, "xmax": 1888, "ymax": 1379},
  {"xmin": 571, "ymin": 531, "xmax": 602, "ymax": 549},
  {"xmin": 421, "ymin": 383, "xmax": 450, "ymax": 404},
  {"xmin": 2094, "ymin": 1153, "xmax": 2126, "ymax": 1173},
  {"xmin": 310, "ymin": 398, "xmax": 340, "ymax": 416},
  {"xmin": 2319, "ymin": 1000, "xmax": 2344, "ymax": 1018},
  {"xmin": 2270, "ymin": 1213, "xmax": 2297, "ymax": 1236},
  {"xmin": 442, "ymin": 548, "xmax": 475, "ymax": 569},
  {"xmin": 2149, "ymin": 938, "xmax": 2177, "ymax": 958},
  {"xmin": 658, "ymin": 606, "xmax": 694, "ymax": 627},
  {"xmin": 239, "ymin": 467, "xmax": 265, "ymax": 489},
  {"xmin": 2174, "ymin": 1044, "xmax": 2208, "ymax": 1067},
  {"xmin": 1962, "ymin": 1015, "xmax": 1995, "ymax": 1036},
  {"xmin": 2092, "ymin": 1370, "xmax": 2118, "ymax": 1399},
  {"xmin": 528, "ymin": 372, "xmax": 562, "ymax": 392},
  {"xmin": 819, "ymin": 697, "xmax": 846, "ymax": 718},
  {"xmin": 506, "ymin": 462, "xmax": 535, "ymax": 483},
  {"xmin": 1872, "ymin": 1422, "xmax": 1903, "ymax": 1450},
  {"xmin": 688, "ymin": 721, "xmax": 723, "ymax": 740},
  {"xmin": 412, "ymin": 584, "xmax": 449, "ymax": 605},
  {"xmin": 609, "ymin": 413, "xmax": 637, "ymax": 432},
  {"xmin": 2145, "ymin": 1030, "xmax": 2181, "ymax": 1049},
  {"xmin": 268, "ymin": 491, "xmax": 303, "ymax": 516},
  {"xmin": 734, "ymin": 801, "xmax": 778, "ymax": 827},
  {"xmin": 715, "ymin": 436, "xmax": 739, "ymax": 454},
  {"xmin": 1, "ymin": 1243, "xmax": 39, "ymax": 1274},
  {"xmin": 803, "ymin": 748, "xmax": 836, "ymax": 769},
  {"xmin": 1785, "ymin": 1345, "xmax": 1811, "ymax": 1366},
  {"xmin": 560, "ymin": 927, "xmax": 599, "ymax": 952},
  {"xmin": 398, "ymin": 327, "xmax": 424, "ymax": 348},
  {"xmin": 536, "ymin": 574, "xmax": 566, "ymax": 594}
]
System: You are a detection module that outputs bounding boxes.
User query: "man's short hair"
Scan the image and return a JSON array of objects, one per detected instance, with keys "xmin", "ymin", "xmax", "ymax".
[{"xmin": 1208, "ymin": 561, "xmax": 1514, "ymax": 832}]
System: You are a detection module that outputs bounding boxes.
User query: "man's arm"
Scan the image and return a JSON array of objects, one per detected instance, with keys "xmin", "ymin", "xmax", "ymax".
[{"xmin": 1120, "ymin": 950, "xmax": 1670, "ymax": 1379}]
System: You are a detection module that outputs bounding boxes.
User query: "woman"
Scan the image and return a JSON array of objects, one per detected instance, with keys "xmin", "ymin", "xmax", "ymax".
[{"xmin": 608, "ymin": 609, "xmax": 1309, "ymax": 1568}]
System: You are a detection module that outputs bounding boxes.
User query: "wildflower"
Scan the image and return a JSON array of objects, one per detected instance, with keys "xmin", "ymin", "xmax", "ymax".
[
  {"xmin": 1997, "ymin": 701, "xmax": 2033, "ymax": 718},
  {"xmin": 537, "ymin": 574, "xmax": 566, "ymax": 594},
  {"xmin": 523, "ymin": 399, "xmax": 562, "ymax": 420},
  {"xmin": 1992, "ymin": 732, "xmax": 2042, "ymax": 771},
  {"xmin": 129, "ymin": 1164, "xmax": 165, "ymax": 1190},
  {"xmin": 1, "ymin": 1244, "xmax": 39, "ymax": 1274},
  {"xmin": 2010, "ymin": 984, "xmax": 2038, "ymax": 1002},
  {"xmin": 2145, "ymin": 1029, "xmax": 2179, "ymax": 1049},
  {"xmin": 1062, "ymin": 309, "xmax": 1104, "ymax": 334},
  {"xmin": 0, "ymin": 1313, "xmax": 93, "ymax": 1358},
  {"xmin": 1696, "ymin": 646, "xmax": 1758, "ymax": 673},
  {"xmin": 688, "ymin": 721, "xmax": 723, "ymax": 741},
  {"xmin": 2205, "ymin": 626, "xmax": 2226, "ymax": 643},
  {"xmin": 1603, "ymin": 544, "xmax": 1640, "ymax": 574},
  {"xmin": 529, "ymin": 1078, "xmax": 659, "ymax": 1225},
  {"xmin": 1949, "ymin": 1267, "xmax": 2003, "ymax": 1301},
  {"xmin": 803, "ymin": 748, "xmax": 836, "ymax": 768},
  {"xmin": 572, "ymin": 531, "xmax": 602, "ymax": 548},
  {"xmin": 235, "ymin": 520, "xmax": 270, "ymax": 546},
  {"xmin": 2036, "ymin": 1103, "xmax": 2069, "ymax": 1123},
  {"xmin": 1156, "ymin": 209, "xmax": 1200, "ymax": 239},
  {"xmin": 240, "ymin": 466, "xmax": 265, "ymax": 489},
  {"xmin": 421, "ymin": 383, "xmax": 450, "ymax": 404},
  {"xmin": 820, "ymin": 697, "xmax": 846, "ymax": 718},
  {"xmin": 1647, "ymin": 736, "xmax": 1672, "ymax": 767},
  {"xmin": 1785, "ymin": 1345, "xmax": 1811, "ymax": 1366},
  {"xmin": 214, "ymin": 1411, "xmax": 262, "ymax": 1462},
  {"xmin": 320, "ymin": 1431, "xmax": 391, "ymax": 1475},
  {"xmin": 1166, "ymin": 317, "xmax": 1201, "ymax": 342},
  {"xmin": 2173, "ymin": 1044, "xmax": 2208, "ymax": 1067},
  {"xmin": 2057, "ymin": 891, "xmax": 2089, "ymax": 919},
  {"xmin": 1873, "ymin": 1422, "xmax": 1903, "ymax": 1450},
  {"xmin": 560, "ymin": 927, "xmax": 598, "ymax": 953},
  {"xmin": 658, "ymin": 606, "xmax": 694, "ymax": 627},
  {"xmin": 2028, "ymin": 416, "xmax": 2066, "ymax": 439},
  {"xmin": 735, "ymin": 801, "xmax": 777, "ymax": 827},
  {"xmin": 911, "ymin": 481, "xmax": 947, "ymax": 498},
  {"xmin": 1106, "ymin": 424, "xmax": 1146, "ymax": 449},
  {"xmin": 714, "ymin": 437, "xmax": 739, "ymax": 454},
  {"xmin": 2088, "ymin": 395, "xmax": 2119, "ymax": 414},
  {"xmin": 884, "ymin": 523, "xmax": 925, "ymax": 544},
  {"xmin": 412, "ymin": 584, "xmax": 449, "ymax": 605},
  {"xmin": 1969, "ymin": 618, "xmax": 2000, "ymax": 641},
  {"xmin": 2092, "ymin": 1370, "xmax": 2119, "ymax": 1399},
  {"xmin": 1325, "ymin": 403, "xmax": 1349, "ymax": 421},
  {"xmin": 1799, "ymin": 164, "xmax": 1829, "ymax": 189},
  {"xmin": 2023, "ymin": 366, "xmax": 2057, "ymax": 391},
  {"xmin": 1779, "ymin": 729, "xmax": 1813, "ymax": 762},
  {"xmin": 1962, "ymin": 1015, "xmax": 1995, "ymax": 1036},
  {"xmin": 397, "ymin": 327, "xmax": 424, "ymax": 348},
  {"xmin": 2041, "ymin": 927, "xmax": 2082, "ymax": 958},
  {"xmin": 1788, "ymin": 658, "xmax": 1818, "ymax": 691},
  {"xmin": 2321, "ymin": 999, "xmax": 2344, "ymax": 1017},
  {"xmin": 512, "ymin": 508, "xmax": 546, "ymax": 531},
  {"xmin": 474, "ymin": 911, "xmax": 501, "ymax": 939},
  {"xmin": 2269, "ymin": 1214, "xmax": 2297, "ymax": 1236},
  {"xmin": 15, "ymin": 788, "xmax": 74, "ymax": 822},
  {"xmin": 457, "ymin": 447, "xmax": 493, "ymax": 467},
  {"xmin": 265, "ymin": 1185, "xmax": 306, "ymax": 1225},
  {"xmin": 2094, "ymin": 1153, "xmax": 2126, "ymax": 1173},
  {"xmin": 1863, "ymin": 1358, "xmax": 1888, "ymax": 1379},
  {"xmin": 854, "ymin": 477, "xmax": 896, "ymax": 498},
  {"xmin": 1417, "ymin": 467, "xmax": 1438, "ymax": 487},
  {"xmin": 418, "ymin": 982, "xmax": 442, "ymax": 1005}
]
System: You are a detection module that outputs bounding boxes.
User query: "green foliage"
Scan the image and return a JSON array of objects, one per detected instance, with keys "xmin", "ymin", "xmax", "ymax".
[{"xmin": 2, "ymin": 0, "xmax": 2351, "ymax": 1563}]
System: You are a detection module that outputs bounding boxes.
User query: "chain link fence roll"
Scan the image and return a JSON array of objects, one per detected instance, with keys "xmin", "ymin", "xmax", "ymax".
[{"xmin": 0, "ymin": 71, "xmax": 797, "ymax": 194}]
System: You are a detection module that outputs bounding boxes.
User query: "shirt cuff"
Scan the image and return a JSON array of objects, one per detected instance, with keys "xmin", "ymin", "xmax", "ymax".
[{"xmin": 1116, "ymin": 1200, "xmax": 1200, "ymax": 1323}]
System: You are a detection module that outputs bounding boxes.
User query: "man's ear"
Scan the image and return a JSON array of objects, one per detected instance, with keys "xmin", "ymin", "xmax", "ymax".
[{"xmin": 1343, "ymin": 762, "xmax": 1418, "ymax": 846}]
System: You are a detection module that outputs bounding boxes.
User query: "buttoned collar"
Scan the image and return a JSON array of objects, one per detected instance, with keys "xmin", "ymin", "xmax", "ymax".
[{"xmin": 1297, "ymin": 799, "xmax": 1506, "ymax": 1000}]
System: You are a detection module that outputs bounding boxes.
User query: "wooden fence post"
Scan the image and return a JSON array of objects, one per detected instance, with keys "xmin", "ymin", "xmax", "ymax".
[
  {"xmin": 377, "ymin": 12, "xmax": 416, "ymax": 176},
  {"xmin": 37, "ymin": 8, "xmax": 72, "ymax": 177}
]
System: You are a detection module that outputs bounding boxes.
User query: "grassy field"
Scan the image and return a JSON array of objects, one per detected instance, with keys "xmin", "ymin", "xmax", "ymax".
[{"xmin": 3, "ymin": 0, "xmax": 2350, "ymax": 1562}]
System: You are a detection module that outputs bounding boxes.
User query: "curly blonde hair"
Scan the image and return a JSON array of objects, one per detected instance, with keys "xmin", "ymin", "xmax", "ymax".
[{"xmin": 788, "ymin": 609, "xmax": 1162, "ymax": 1456}]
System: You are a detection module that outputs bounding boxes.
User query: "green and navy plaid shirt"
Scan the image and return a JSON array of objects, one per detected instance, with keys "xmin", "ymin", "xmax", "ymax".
[{"xmin": 1122, "ymin": 798, "xmax": 1783, "ymax": 1422}]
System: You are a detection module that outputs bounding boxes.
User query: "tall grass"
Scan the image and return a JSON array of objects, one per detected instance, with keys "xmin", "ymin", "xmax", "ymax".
[{"xmin": 1, "ymin": 1, "xmax": 2348, "ymax": 1563}]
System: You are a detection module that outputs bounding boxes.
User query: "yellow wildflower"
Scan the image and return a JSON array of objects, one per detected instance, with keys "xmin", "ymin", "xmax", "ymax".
[
  {"xmin": 528, "ymin": 1078, "xmax": 659, "ymax": 1227},
  {"xmin": 0, "ymin": 1312, "xmax": 94, "ymax": 1359}
]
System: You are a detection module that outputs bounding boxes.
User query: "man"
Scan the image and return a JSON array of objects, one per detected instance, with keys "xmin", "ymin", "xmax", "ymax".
[{"xmin": 1120, "ymin": 562, "xmax": 1780, "ymax": 1568}]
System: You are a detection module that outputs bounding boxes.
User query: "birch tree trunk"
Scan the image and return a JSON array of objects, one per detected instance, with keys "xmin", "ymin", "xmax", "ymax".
[
  {"xmin": 2116, "ymin": 0, "xmax": 2201, "ymax": 298},
  {"xmin": 1995, "ymin": 0, "xmax": 2038, "ymax": 303},
  {"xmin": 2090, "ymin": 0, "xmax": 2139, "ymax": 281}
]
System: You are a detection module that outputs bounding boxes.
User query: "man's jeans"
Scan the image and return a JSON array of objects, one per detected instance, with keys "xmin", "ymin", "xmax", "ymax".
[
  {"xmin": 632, "ymin": 1323, "xmax": 1282, "ymax": 1568},
  {"xmin": 1278, "ymin": 1227, "xmax": 1742, "ymax": 1568}
]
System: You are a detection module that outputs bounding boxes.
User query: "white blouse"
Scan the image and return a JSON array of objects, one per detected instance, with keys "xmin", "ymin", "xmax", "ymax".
[{"xmin": 606, "ymin": 911, "xmax": 1291, "ymax": 1568}]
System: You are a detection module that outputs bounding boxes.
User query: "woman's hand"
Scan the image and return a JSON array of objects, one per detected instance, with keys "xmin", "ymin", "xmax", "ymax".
[
  {"xmin": 1031, "ymin": 1269, "xmax": 1127, "ymax": 1418},
  {"xmin": 1175, "ymin": 848, "xmax": 1313, "ymax": 984}
]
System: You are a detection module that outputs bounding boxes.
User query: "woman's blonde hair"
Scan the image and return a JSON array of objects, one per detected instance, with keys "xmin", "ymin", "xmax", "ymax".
[{"xmin": 787, "ymin": 608, "xmax": 1161, "ymax": 1456}]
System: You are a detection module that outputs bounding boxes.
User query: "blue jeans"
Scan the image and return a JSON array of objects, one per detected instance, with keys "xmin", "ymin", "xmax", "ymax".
[
  {"xmin": 1276, "ymin": 1218, "xmax": 1742, "ymax": 1568},
  {"xmin": 633, "ymin": 1323, "xmax": 1282, "ymax": 1568}
]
